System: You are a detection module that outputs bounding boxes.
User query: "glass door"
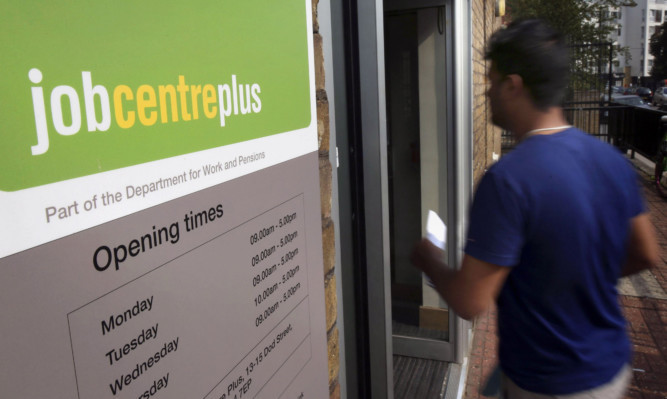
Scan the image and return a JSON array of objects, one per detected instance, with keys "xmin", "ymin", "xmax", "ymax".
[{"xmin": 384, "ymin": 4, "xmax": 455, "ymax": 361}]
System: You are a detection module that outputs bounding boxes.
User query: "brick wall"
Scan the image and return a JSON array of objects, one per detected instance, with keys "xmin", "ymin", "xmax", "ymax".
[
  {"xmin": 472, "ymin": 0, "xmax": 504, "ymax": 184},
  {"xmin": 312, "ymin": 1, "xmax": 340, "ymax": 398}
]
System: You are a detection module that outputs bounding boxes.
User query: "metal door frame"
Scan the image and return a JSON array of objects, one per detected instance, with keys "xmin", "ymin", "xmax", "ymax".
[
  {"xmin": 332, "ymin": 0, "xmax": 472, "ymax": 396},
  {"xmin": 385, "ymin": 0, "xmax": 472, "ymax": 364}
]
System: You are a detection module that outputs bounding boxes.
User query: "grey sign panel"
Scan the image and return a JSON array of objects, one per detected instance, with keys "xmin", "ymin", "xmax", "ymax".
[{"xmin": 0, "ymin": 153, "xmax": 329, "ymax": 398}]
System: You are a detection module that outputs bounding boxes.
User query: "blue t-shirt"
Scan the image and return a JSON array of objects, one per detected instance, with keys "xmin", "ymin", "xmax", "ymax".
[{"xmin": 465, "ymin": 128, "xmax": 644, "ymax": 394}]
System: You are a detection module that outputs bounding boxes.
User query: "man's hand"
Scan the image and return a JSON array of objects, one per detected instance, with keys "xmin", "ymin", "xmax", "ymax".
[
  {"xmin": 411, "ymin": 240, "xmax": 511, "ymax": 320},
  {"xmin": 410, "ymin": 238, "xmax": 448, "ymax": 277}
]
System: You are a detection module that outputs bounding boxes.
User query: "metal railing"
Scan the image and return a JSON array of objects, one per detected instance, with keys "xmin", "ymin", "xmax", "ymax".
[
  {"xmin": 610, "ymin": 105, "xmax": 666, "ymax": 159},
  {"xmin": 501, "ymin": 104, "xmax": 667, "ymax": 160}
]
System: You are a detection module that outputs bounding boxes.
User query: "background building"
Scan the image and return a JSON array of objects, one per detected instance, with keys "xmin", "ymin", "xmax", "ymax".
[{"xmin": 610, "ymin": 0, "xmax": 667, "ymax": 84}]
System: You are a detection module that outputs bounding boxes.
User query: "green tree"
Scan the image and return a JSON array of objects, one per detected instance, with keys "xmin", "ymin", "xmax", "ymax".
[
  {"xmin": 506, "ymin": 0, "xmax": 636, "ymax": 94},
  {"xmin": 650, "ymin": 22, "xmax": 667, "ymax": 80},
  {"xmin": 506, "ymin": 0, "xmax": 635, "ymax": 44}
]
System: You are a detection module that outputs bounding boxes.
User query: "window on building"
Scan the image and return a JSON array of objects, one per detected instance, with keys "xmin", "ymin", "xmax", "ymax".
[
  {"xmin": 650, "ymin": 26, "xmax": 657, "ymax": 36},
  {"xmin": 613, "ymin": 60, "xmax": 620, "ymax": 67},
  {"xmin": 618, "ymin": 26, "xmax": 622, "ymax": 36},
  {"xmin": 651, "ymin": 9, "xmax": 661, "ymax": 23},
  {"xmin": 649, "ymin": 59, "xmax": 654, "ymax": 67}
]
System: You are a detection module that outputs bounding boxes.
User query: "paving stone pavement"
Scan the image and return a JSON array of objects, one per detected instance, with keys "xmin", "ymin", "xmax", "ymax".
[{"xmin": 462, "ymin": 165, "xmax": 667, "ymax": 399}]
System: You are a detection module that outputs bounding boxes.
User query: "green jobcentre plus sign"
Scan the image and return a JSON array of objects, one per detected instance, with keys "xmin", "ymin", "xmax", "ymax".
[{"xmin": 0, "ymin": 0, "xmax": 311, "ymax": 192}]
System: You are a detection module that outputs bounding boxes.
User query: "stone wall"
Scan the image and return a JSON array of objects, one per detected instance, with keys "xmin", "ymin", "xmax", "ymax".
[
  {"xmin": 312, "ymin": 1, "xmax": 340, "ymax": 398},
  {"xmin": 472, "ymin": 0, "xmax": 504, "ymax": 184}
]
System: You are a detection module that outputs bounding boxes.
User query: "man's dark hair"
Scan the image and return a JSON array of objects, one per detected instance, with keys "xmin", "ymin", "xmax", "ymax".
[{"xmin": 485, "ymin": 19, "xmax": 570, "ymax": 110}]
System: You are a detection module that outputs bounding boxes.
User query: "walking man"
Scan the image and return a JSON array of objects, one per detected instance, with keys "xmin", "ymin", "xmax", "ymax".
[{"xmin": 412, "ymin": 19, "xmax": 659, "ymax": 398}]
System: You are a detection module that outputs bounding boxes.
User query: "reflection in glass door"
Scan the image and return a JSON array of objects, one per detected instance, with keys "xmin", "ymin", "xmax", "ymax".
[{"xmin": 385, "ymin": 6, "xmax": 452, "ymax": 361}]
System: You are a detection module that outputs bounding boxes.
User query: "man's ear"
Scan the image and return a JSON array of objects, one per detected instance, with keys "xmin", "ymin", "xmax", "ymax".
[{"xmin": 504, "ymin": 73, "xmax": 524, "ymax": 95}]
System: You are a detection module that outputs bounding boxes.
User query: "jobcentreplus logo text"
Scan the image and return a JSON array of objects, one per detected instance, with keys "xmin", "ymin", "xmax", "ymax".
[{"xmin": 28, "ymin": 68, "xmax": 262, "ymax": 155}]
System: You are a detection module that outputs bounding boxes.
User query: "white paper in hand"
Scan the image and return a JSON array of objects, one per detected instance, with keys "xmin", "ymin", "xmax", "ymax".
[
  {"xmin": 426, "ymin": 210, "xmax": 447, "ymax": 250},
  {"xmin": 424, "ymin": 210, "xmax": 446, "ymax": 288}
]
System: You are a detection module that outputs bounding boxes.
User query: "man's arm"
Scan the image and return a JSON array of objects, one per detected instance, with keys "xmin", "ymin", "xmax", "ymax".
[
  {"xmin": 622, "ymin": 213, "xmax": 659, "ymax": 277},
  {"xmin": 411, "ymin": 239, "xmax": 511, "ymax": 320}
]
